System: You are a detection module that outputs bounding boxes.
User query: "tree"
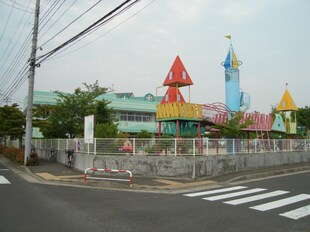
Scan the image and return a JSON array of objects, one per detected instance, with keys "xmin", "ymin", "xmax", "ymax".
[
  {"xmin": 40, "ymin": 81, "xmax": 110, "ymax": 138},
  {"xmin": 137, "ymin": 130, "xmax": 152, "ymax": 138},
  {"xmin": 0, "ymin": 104, "xmax": 25, "ymax": 147},
  {"xmin": 296, "ymin": 106, "xmax": 310, "ymax": 137},
  {"xmin": 212, "ymin": 112, "xmax": 253, "ymax": 139},
  {"xmin": 95, "ymin": 123, "xmax": 118, "ymax": 138}
]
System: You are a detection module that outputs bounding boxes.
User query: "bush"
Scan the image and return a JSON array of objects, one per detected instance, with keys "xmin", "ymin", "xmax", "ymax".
[
  {"xmin": 3, "ymin": 147, "xmax": 20, "ymax": 161},
  {"xmin": 16, "ymin": 150, "xmax": 24, "ymax": 164},
  {"xmin": 0, "ymin": 146, "xmax": 38, "ymax": 166}
]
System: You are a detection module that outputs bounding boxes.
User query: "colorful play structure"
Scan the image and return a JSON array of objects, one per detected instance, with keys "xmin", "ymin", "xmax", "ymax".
[{"xmin": 156, "ymin": 38, "xmax": 298, "ymax": 140}]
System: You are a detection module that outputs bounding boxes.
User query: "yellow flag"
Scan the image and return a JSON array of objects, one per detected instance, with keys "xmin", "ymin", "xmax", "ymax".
[{"xmin": 225, "ymin": 35, "xmax": 231, "ymax": 39}]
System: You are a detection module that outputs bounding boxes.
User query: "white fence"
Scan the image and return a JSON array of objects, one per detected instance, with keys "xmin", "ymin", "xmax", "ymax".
[{"xmin": 32, "ymin": 138, "xmax": 310, "ymax": 156}]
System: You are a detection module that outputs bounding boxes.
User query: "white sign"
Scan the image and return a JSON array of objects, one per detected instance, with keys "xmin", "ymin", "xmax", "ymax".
[{"xmin": 84, "ymin": 115, "xmax": 94, "ymax": 144}]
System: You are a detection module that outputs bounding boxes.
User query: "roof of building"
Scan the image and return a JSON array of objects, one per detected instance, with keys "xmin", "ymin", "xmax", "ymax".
[
  {"xmin": 277, "ymin": 88, "xmax": 298, "ymax": 111},
  {"xmin": 25, "ymin": 91, "xmax": 163, "ymax": 113},
  {"xmin": 163, "ymin": 56, "xmax": 193, "ymax": 87}
]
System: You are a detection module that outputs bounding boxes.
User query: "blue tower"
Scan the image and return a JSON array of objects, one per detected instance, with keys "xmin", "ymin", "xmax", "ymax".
[{"xmin": 222, "ymin": 37, "xmax": 242, "ymax": 112}]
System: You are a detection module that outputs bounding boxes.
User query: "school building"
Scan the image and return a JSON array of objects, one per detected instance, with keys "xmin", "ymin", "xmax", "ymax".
[{"xmin": 23, "ymin": 91, "xmax": 163, "ymax": 138}]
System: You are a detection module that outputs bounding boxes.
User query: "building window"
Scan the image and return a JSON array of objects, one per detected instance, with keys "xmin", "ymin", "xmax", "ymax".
[
  {"xmin": 120, "ymin": 112, "xmax": 152, "ymax": 122},
  {"xmin": 169, "ymin": 71, "xmax": 173, "ymax": 80},
  {"xmin": 145, "ymin": 95, "xmax": 153, "ymax": 101},
  {"xmin": 177, "ymin": 94, "xmax": 180, "ymax": 102},
  {"xmin": 182, "ymin": 71, "xmax": 187, "ymax": 79},
  {"xmin": 165, "ymin": 94, "xmax": 169, "ymax": 102}
]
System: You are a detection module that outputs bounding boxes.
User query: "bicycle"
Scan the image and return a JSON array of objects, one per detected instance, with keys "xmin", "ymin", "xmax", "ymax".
[{"xmin": 65, "ymin": 149, "xmax": 74, "ymax": 168}]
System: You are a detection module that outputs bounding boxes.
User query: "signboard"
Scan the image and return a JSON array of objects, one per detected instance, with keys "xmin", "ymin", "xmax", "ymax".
[{"xmin": 84, "ymin": 115, "xmax": 94, "ymax": 144}]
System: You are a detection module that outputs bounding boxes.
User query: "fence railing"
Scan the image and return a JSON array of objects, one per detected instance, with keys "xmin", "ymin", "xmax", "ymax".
[{"xmin": 31, "ymin": 138, "xmax": 310, "ymax": 156}]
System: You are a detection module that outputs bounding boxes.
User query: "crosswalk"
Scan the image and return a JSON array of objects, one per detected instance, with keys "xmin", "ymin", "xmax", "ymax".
[
  {"xmin": 0, "ymin": 175, "xmax": 11, "ymax": 184},
  {"xmin": 183, "ymin": 186, "xmax": 310, "ymax": 220}
]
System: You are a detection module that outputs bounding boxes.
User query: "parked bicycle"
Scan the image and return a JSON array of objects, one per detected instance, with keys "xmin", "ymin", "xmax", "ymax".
[
  {"xmin": 65, "ymin": 149, "xmax": 74, "ymax": 168},
  {"xmin": 48, "ymin": 146, "xmax": 56, "ymax": 162}
]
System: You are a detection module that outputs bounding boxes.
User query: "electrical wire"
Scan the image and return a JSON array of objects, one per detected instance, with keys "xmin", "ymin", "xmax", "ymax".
[
  {"xmin": 0, "ymin": 0, "xmax": 17, "ymax": 44},
  {"xmin": 37, "ymin": 0, "xmax": 140, "ymax": 65},
  {"xmin": 39, "ymin": 0, "xmax": 103, "ymax": 49},
  {"xmin": 38, "ymin": 0, "xmax": 78, "ymax": 41},
  {"xmin": 0, "ymin": 0, "xmax": 33, "ymax": 13},
  {"xmin": 52, "ymin": 0, "xmax": 156, "ymax": 60}
]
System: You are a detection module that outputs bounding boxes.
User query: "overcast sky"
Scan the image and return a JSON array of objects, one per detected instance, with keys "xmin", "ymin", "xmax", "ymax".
[{"xmin": 0, "ymin": 0, "xmax": 309, "ymax": 114}]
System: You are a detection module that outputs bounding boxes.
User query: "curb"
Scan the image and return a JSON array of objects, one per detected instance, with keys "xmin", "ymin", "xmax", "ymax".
[{"xmin": 226, "ymin": 166, "xmax": 310, "ymax": 183}]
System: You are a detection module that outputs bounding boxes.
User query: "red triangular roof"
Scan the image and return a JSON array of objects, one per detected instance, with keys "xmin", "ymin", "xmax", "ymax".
[
  {"xmin": 160, "ymin": 86, "xmax": 185, "ymax": 104},
  {"xmin": 163, "ymin": 56, "xmax": 193, "ymax": 87}
]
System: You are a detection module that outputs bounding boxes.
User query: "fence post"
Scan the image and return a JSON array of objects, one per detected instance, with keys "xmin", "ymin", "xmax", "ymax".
[
  {"xmin": 133, "ymin": 138, "xmax": 136, "ymax": 156},
  {"xmin": 233, "ymin": 139, "xmax": 235, "ymax": 155},
  {"xmin": 174, "ymin": 138, "xmax": 177, "ymax": 156},
  {"xmin": 273, "ymin": 139, "xmax": 276, "ymax": 152},
  {"xmin": 94, "ymin": 138, "xmax": 97, "ymax": 156},
  {"xmin": 305, "ymin": 139, "xmax": 307, "ymax": 151},
  {"xmin": 193, "ymin": 139, "xmax": 195, "ymax": 156},
  {"xmin": 290, "ymin": 139, "xmax": 292, "ymax": 152},
  {"xmin": 206, "ymin": 138, "xmax": 209, "ymax": 156}
]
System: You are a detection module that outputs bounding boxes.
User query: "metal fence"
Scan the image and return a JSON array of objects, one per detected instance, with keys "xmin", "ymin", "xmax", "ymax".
[{"xmin": 32, "ymin": 138, "xmax": 310, "ymax": 156}]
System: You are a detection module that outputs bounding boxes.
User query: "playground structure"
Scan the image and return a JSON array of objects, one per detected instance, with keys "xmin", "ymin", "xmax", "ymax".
[
  {"xmin": 156, "ymin": 55, "xmax": 203, "ymax": 138},
  {"xmin": 156, "ymin": 39, "xmax": 298, "ymax": 143}
]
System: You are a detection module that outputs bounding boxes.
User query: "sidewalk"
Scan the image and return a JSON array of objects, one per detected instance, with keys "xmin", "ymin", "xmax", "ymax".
[{"xmin": 2, "ymin": 157, "xmax": 310, "ymax": 193}]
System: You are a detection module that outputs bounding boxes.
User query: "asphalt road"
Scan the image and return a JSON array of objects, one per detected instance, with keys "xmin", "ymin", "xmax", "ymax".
[{"xmin": 1, "ymin": 163, "xmax": 309, "ymax": 232}]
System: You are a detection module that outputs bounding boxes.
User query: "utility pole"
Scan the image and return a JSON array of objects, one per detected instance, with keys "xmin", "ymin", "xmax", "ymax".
[{"xmin": 24, "ymin": 0, "xmax": 40, "ymax": 165}]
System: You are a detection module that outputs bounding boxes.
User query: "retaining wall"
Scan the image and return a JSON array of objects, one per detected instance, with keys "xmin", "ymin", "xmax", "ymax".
[{"xmin": 37, "ymin": 149, "xmax": 310, "ymax": 178}]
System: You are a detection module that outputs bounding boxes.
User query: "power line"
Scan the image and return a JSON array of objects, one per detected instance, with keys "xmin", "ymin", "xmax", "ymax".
[
  {"xmin": 0, "ymin": 0, "xmax": 34, "ymax": 13},
  {"xmin": 52, "ymin": 0, "xmax": 156, "ymax": 60},
  {"xmin": 39, "ymin": 0, "xmax": 102, "ymax": 49},
  {"xmin": 37, "ymin": 0, "xmax": 141, "ymax": 65},
  {"xmin": 0, "ymin": 0, "xmax": 17, "ymax": 44},
  {"xmin": 38, "ymin": 0, "xmax": 78, "ymax": 41}
]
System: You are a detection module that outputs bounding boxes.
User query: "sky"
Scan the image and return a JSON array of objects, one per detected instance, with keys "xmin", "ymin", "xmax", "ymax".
[{"xmin": 0, "ymin": 0, "xmax": 309, "ymax": 114}]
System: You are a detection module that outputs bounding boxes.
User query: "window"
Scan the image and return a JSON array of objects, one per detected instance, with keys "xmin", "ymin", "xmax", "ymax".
[
  {"xmin": 120, "ymin": 112, "xmax": 152, "ymax": 122},
  {"xmin": 165, "ymin": 94, "xmax": 169, "ymax": 102},
  {"xmin": 182, "ymin": 71, "xmax": 186, "ymax": 79},
  {"xmin": 169, "ymin": 71, "xmax": 173, "ymax": 80},
  {"xmin": 145, "ymin": 95, "xmax": 153, "ymax": 101},
  {"xmin": 177, "ymin": 94, "xmax": 180, "ymax": 102},
  {"xmin": 128, "ymin": 112, "xmax": 134, "ymax": 121}
]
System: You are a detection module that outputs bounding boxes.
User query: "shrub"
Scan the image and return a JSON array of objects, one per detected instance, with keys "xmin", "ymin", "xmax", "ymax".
[
  {"xmin": 3, "ymin": 147, "xmax": 20, "ymax": 161},
  {"xmin": 16, "ymin": 150, "xmax": 24, "ymax": 164}
]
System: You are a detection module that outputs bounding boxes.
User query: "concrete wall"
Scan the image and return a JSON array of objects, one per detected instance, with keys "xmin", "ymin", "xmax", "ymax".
[{"xmin": 37, "ymin": 149, "xmax": 310, "ymax": 178}]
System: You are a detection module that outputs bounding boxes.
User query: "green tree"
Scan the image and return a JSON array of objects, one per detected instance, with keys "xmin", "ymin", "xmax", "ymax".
[
  {"xmin": 95, "ymin": 123, "xmax": 118, "ymax": 138},
  {"xmin": 41, "ymin": 81, "xmax": 109, "ymax": 138},
  {"xmin": 212, "ymin": 112, "xmax": 253, "ymax": 139},
  {"xmin": 0, "ymin": 104, "xmax": 25, "ymax": 147},
  {"xmin": 137, "ymin": 130, "xmax": 152, "ymax": 138},
  {"xmin": 296, "ymin": 106, "xmax": 310, "ymax": 137}
]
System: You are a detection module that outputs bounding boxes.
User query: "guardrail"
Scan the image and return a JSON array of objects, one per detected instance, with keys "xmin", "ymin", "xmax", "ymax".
[{"xmin": 84, "ymin": 168, "xmax": 133, "ymax": 187}]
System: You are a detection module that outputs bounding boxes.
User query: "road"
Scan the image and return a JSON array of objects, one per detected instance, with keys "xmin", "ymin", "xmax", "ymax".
[{"xmin": 1, "ymin": 163, "xmax": 310, "ymax": 232}]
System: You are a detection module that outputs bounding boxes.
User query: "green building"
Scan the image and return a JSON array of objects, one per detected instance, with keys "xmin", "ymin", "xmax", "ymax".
[{"xmin": 23, "ymin": 91, "xmax": 163, "ymax": 138}]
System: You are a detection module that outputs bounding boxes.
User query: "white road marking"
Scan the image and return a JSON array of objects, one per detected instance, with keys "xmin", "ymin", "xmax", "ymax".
[
  {"xmin": 224, "ymin": 190, "xmax": 289, "ymax": 205},
  {"xmin": 250, "ymin": 194, "xmax": 310, "ymax": 211},
  {"xmin": 0, "ymin": 169, "xmax": 10, "ymax": 171},
  {"xmin": 280, "ymin": 205, "xmax": 310, "ymax": 220},
  {"xmin": 203, "ymin": 188, "xmax": 266, "ymax": 201},
  {"xmin": 183, "ymin": 186, "xmax": 247, "ymax": 197},
  {"xmin": 0, "ymin": 175, "xmax": 11, "ymax": 184}
]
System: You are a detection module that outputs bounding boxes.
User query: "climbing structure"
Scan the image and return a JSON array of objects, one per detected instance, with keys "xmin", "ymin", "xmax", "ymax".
[
  {"xmin": 276, "ymin": 87, "xmax": 298, "ymax": 135},
  {"xmin": 156, "ymin": 56, "xmax": 202, "ymax": 138}
]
